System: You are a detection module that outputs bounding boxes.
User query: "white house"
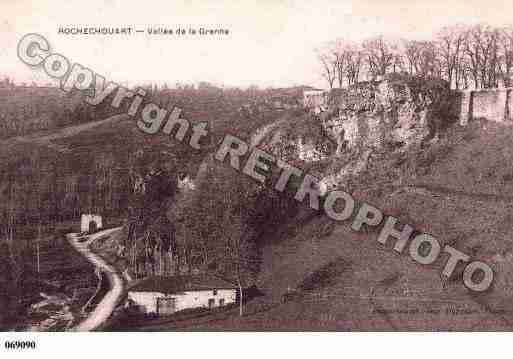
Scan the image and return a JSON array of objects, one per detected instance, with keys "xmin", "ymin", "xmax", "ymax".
[
  {"xmin": 80, "ymin": 214, "xmax": 103, "ymax": 233},
  {"xmin": 127, "ymin": 275, "xmax": 238, "ymax": 316}
]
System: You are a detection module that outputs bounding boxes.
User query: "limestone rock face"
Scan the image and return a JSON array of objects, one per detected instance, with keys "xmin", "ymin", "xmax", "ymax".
[
  {"xmin": 251, "ymin": 111, "xmax": 336, "ymax": 165},
  {"xmin": 248, "ymin": 75, "xmax": 457, "ymax": 192},
  {"xmin": 323, "ymin": 74, "xmax": 455, "ymax": 153}
]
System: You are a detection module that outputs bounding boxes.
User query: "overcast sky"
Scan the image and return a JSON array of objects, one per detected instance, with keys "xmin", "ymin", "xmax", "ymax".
[{"xmin": 2, "ymin": 0, "xmax": 513, "ymax": 89}]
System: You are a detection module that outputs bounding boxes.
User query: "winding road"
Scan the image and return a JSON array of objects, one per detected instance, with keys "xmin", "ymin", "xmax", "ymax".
[
  {"xmin": 67, "ymin": 227, "xmax": 124, "ymax": 331},
  {"xmin": 1, "ymin": 114, "xmax": 129, "ymax": 147}
]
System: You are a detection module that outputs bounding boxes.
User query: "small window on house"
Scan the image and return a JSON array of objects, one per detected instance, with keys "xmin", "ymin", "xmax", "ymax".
[
  {"xmin": 213, "ymin": 289, "xmax": 218, "ymax": 296},
  {"xmin": 219, "ymin": 298, "xmax": 225, "ymax": 306}
]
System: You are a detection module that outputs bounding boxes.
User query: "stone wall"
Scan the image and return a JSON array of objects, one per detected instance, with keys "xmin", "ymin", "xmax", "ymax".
[
  {"xmin": 457, "ymin": 91, "xmax": 472, "ymax": 126},
  {"xmin": 459, "ymin": 88, "xmax": 513, "ymax": 125}
]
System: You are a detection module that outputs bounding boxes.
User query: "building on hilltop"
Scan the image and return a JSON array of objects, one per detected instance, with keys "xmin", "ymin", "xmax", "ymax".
[{"xmin": 80, "ymin": 214, "xmax": 103, "ymax": 233}]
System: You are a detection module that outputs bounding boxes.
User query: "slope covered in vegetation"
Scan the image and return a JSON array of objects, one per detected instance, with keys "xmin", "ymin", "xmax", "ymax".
[{"xmin": 154, "ymin": 76, "xmax": 513, "ymax": 330}]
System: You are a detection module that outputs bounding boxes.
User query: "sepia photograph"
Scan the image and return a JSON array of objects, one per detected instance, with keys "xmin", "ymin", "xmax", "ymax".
[{"xmin": 1, "ymin": 0, "xmax": 513, "ymax": 356}]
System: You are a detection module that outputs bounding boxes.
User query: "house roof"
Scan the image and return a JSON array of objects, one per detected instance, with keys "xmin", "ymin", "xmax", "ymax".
[{"xmin": 128, "ymin": 274, "xmax": 238, "ymax": 294}]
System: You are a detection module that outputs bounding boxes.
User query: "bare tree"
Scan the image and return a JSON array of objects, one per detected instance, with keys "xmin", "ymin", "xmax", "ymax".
[
  {"xmin": 317, "ymin": 49, "xmax": 337, "ymax": 89},
  {"xmin": 436, "ymin": 25, "xmax": 467, "ymax": 88},
  {"xmin": 401, "ymin": 40, "xmax": 440, "ymax": 78},
  {"xmin": 362, "ymin": 36, "xmax": 396, "ymax": 79},
  {"xmin": 223, "ymin": 210, "xmax": 245, "ymax": 317},
  {"xmin": 464, "ymin": 24, "xmax": 501, "ymax": 88},
  {"xmin": 345, "ymin": 44, "xmax": 364, "ymax": 85},
  {"xmin": 498, "ymin": 26, "xmax": 513, "ymax": 87},
  {"xmin": 219, "ymin": 177, "xmax": 257, "ymax": 317},
  {"xmin": 336, "ymin": 40, "xmax": 365, "ymax": 86},
  {"xmin": 403, "ymin": 40, "xmax": 423, "ymax": 76},
  {"xmin": 317, "ymin": 22, "xmax": 513, "ymax": 89},
  {"xmin": 318, "ymin": 40, "xmax": 365, "ymax": 88},
  {"xmin": 332, "ymin": 40, "xmax": 347, "ymax": 88},
  {"xmin": 418, "ymin": 41, "xmax": 441, "ymax": 78}
]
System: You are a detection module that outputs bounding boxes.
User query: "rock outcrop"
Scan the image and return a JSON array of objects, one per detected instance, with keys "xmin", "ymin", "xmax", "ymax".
[
  {"xmin": 251, "ymin": 74, "xmax": 458, "ymax": 191},
  {"xmin": 250, "ymin": 110, "xmax": 336, "ymax": 165},
  {"xmin": 321, "ymin": 74, "xmax": 457, "ymax": 154}
]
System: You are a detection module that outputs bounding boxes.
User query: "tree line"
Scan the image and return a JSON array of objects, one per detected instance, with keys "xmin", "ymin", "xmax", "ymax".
[{"xmin": 318, "ymin": 24, "xmax": 513, "ymax": 89}]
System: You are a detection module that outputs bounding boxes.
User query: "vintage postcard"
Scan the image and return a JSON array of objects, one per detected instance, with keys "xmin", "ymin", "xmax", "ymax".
[{"xmin": 1, "ymin": 0, "xmax": 513, "ymax": 352}]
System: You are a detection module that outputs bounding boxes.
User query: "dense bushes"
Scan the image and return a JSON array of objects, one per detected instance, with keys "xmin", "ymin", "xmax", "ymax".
[{"xmin": 173, "ymin": 154, "xmax": 302, "ymax": 285}]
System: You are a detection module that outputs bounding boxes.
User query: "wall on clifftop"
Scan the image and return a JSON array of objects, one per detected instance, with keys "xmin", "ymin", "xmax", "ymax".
[
  {"xmin": 322, "ymin": 77, "xmax": 513, "ymax": 152},
  {"xmin": 458, "ymin": 89, "xmax": 513, "ymax": 125}
]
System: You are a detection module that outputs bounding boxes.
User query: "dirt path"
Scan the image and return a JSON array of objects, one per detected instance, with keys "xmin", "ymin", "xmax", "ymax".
[
  {"xmin": 67, "ymin": 227, "xmax": 124, "ymax": 331},
  {"xmin": 1, "ymin": 114, "xmax": 128, "ymax": 152}
]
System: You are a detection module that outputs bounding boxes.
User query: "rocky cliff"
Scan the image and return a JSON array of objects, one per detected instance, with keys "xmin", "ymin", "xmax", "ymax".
[
  {"xmin": 322, "ymin": 74, "xmax": 457, "ymax": 152},
  {"xmin": 252, "ymin": 74, "xmax": 459, "ymax": 190}
]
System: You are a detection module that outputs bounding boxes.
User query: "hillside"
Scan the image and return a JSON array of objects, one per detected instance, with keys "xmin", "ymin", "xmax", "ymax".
[
  {"xmin": 6, "ymin": 77, "xmax": 513, "ymax": 331},
  {"xmin": 136, "ymin": 76, "xmax": 513, "ymax": 331},
  {"xmin": 132, "ymin": 121, "xmax": 510, "ymax": 332},
  {"xmin": 0, "ymin": 86, "xmax": 304, "ymax": 329}
]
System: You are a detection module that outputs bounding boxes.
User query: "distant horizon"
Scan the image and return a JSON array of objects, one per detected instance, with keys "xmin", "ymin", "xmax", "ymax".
[
  {"xmin": 2, "ymin": 0, "xmax": 513, "ymax": 90},
  {"xmin": 0, "ymin": 77, "xmax": 324, "ymax": 91}
]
